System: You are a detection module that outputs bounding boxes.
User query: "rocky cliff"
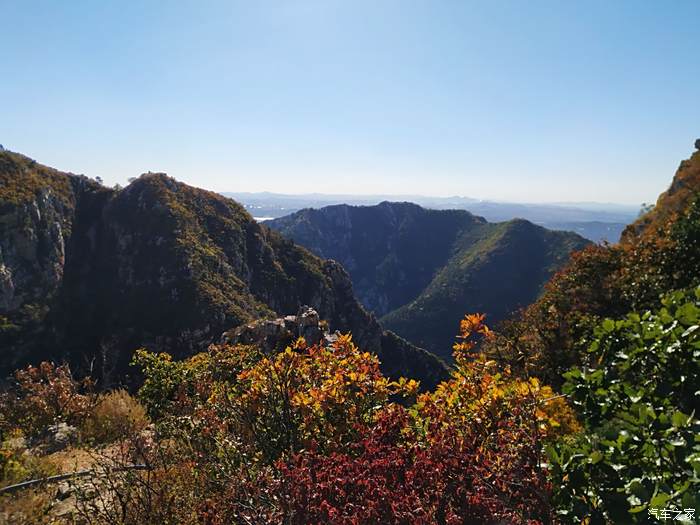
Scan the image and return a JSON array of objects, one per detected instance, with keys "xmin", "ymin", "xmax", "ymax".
[{"xmin": 0, "ymin": 151, "xmax": 447, "ymax": 387}]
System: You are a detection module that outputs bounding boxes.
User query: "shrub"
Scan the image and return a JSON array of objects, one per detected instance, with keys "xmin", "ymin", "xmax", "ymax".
[
  {"xmin": 131, "ymin": 350, "xmax": 190, "ymax": 420},
  {"xmin": 0, "ymin": 488, "xmax": 55, "ymax": 525},
  {"xmin": 422, "ymin": 313, "xmax": 580, "ymax": 440},
  {"xmin": 548, "ymin": 288, "xmax": 700, "ymax": 523},
  {"xmin": 1, "ymin": 429, "xmax": 59, "ymax": 523},
  {"xmin": 81, "ymin": 390, "xmax": 149, "ymax": 444},
  {"xmin": 1, "ymin": 433, "xmax": 58, "ymax": 488},
  {"xmin": 278, "ymin": 404, "xmax": 554, "ymax": 525},
  {"xmin": 2, "ymin": 362, "xmax": 94, "ymax": 438},
  {"xmin": 202, "ymin": 316, "xmax": 563, "ymax": 524},
  {"xmin": 83, "ymin": 320, "xmax": 574, "ymax": 524},
  {"xmin": 72, "ymin": 434, "xmax": 203, "ymax": 525},
  {"xmin": 229, "ymin": 335, "xmax": 418, "ymax": 463}
]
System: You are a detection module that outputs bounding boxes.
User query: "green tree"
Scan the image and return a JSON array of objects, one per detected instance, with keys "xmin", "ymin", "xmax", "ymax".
[{"xmin": 548, "ymin": 288, "xmax": 700, "ymax": 523}]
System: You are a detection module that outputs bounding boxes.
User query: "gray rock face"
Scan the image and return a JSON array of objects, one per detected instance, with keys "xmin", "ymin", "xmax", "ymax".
[
  {"xmin": 0, "ymin": 189, "xmax": 72, "ymax": 311},
  {"xmin": 220, "ymin": 306, "xmax": 335, "ymax": 353},
  {"xmin": 34, "ymin": 422, "xmax": 78, "ymax": 454}
]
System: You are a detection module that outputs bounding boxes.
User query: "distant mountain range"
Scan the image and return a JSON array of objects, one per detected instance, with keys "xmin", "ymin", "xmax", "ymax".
[
  {"xmin": 224, "ymin": 192, "xmax": 639, "ymax": 243},
  {"xmin": 268, "ymin": 203, "xmax": 590, "ymax": 360},
  {"xmin": 0, "ymin": 151, "xmax": 446, "ymax": 387}
]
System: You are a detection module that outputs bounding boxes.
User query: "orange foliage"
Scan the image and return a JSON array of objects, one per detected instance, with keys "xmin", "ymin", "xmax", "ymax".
[{"xmin": 2, "ymin": 362, "xmax": 94, "ymax": 437}]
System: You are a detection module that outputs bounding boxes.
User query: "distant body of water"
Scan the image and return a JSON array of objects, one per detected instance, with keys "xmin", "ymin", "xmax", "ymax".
[{"xmin": 253, "ymin": 217, "xmax": 275, "ymax": 222}]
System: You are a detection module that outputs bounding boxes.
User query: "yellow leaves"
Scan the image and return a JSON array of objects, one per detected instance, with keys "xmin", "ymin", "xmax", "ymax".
[
  {"xmin": 458, "ymin": 313, "xmax": 494, "ymax": 340},
  {"xmin": 532, "ymin": 388, "xmax": 581, "ymax": 436},
  {"xmin": 453, "ymin": 312, "xmax": 495, "ymax": 361},
  {"xmin": 336, "ymin": 333, "xmax": 353, "ymax": 346},
  {"xmin": 292, "ymin": 391, "xmax": 312, "ymax": 407},
  {"xmin": 418, "ymin": 311, "xmax": 578, "ymax": 440},
  {"xmin": 291, "ymin": 337, "xmax": 307, "ymax": 351},
  {"xmin": 418, "ymin": 328, "xmax": 581, "ymax": 443},
  {"xmin": 388, "ymin": 377, "xmax": 420, "ymax": 397},
  {"xmin": 404, "ymin": 379, "xmax": 419, "ymax": 396},
  {"xmin": 453, "ymin": 340, "xmax": 475, "ymax": 354},
  {"xmin": 225, "ymin": 333, "xmax": 421, "ymax": 456}
]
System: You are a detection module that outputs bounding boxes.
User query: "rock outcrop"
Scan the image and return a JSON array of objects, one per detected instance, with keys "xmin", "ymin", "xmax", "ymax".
[
  {"xmin": 221, "ymin": 305, "xmax": 446, "ymax": 389},
  {"xmin": 221, "ymin": 306, "xmax": 335, "ymax": 353}
]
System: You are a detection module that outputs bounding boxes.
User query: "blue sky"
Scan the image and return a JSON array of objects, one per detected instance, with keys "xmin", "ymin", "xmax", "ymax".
[{"xmin": 1, "ymin": 1, "xmax": 698, "ymax": 204}]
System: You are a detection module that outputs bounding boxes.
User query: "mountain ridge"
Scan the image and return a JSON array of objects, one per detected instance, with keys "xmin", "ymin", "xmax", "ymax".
[
  {"xmin": 227, "ymin": 191, "xmax": 636, "ymax": 242},
  {"xmin": 621, "ymin": 149, "xmax": 700, "ymax": 243}
]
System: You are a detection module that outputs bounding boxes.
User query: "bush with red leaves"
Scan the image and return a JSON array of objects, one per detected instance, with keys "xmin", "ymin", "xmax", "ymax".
[
  {"xmin": 277, "ymin": 406, "xmax": 553, "ymax": 525},
  {"xmin": 1, "ymin": 361, "xmax": 94, "ymax": 438}
]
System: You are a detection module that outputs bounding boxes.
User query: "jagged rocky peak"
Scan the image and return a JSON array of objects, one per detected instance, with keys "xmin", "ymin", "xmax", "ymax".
[{"xmin": 220, "ymin": 306, "xmax": 339, "ymax": 354}]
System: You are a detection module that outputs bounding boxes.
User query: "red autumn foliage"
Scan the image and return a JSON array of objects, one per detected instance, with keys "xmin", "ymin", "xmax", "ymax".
[
  {"xmin": 277, "ymin": 406, "xmax": 553, "ymax": 525},
  {"xmin": 1, "ymin": 361, "xmax": 94, "ymax": 437}
]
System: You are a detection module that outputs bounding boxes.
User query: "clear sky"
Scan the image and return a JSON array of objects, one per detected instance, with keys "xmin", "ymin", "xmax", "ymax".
[{"xmin": 1, "ymin": 1, "xmax": 698, "ymax": 204}]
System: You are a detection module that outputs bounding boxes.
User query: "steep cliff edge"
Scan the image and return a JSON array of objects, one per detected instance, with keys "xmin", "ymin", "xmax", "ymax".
[{"xmin": 0, "ymin": 151, "xmax": 447, "ymax": 387}]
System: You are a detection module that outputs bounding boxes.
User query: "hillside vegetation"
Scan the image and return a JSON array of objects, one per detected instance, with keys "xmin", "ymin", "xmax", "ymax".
[
  {"xmin": 490, "ymin": 148, "xmax": 700, "ymax": 387},
  {"xmin": 483, "ymin": 146, "xmax": 700, "ymax": 521}
]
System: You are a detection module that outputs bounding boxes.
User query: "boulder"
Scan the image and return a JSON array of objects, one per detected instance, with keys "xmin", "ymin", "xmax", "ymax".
[
  {"xmin": 220, "ymin": 306, "xmax": 335, "ymax": 354},
  {"xmin": 33, "ymin": 422, "xmax": 79, "ymax": 453}
]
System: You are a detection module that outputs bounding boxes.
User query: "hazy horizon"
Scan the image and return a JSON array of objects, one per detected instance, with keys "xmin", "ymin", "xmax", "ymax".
[
  {"xmin": 2, "ymin": 1, "xmax": 699, "ymax": 204},
  {"xmin": 223, "ymin": 189, "xmax": 642, "ymax": 209}
]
